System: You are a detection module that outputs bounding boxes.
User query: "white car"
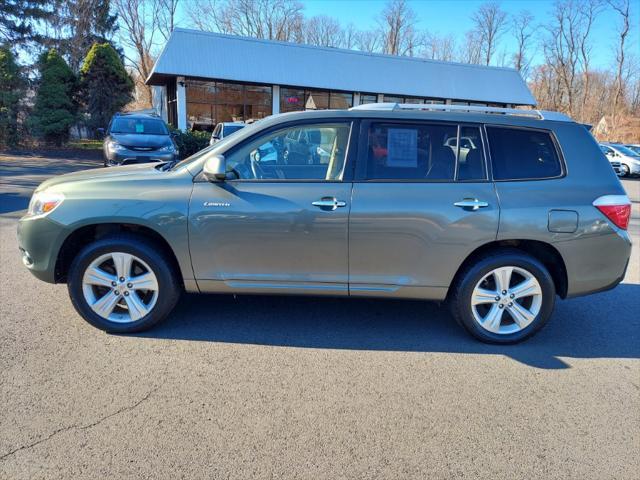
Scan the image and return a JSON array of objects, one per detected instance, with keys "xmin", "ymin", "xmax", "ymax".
[
  {"xmin": 600, "ymin": 143, "xmax": 640, "ymax": 177},
  {"xmin": 625, "ymin": 144, "xmax": 640, "ymax": 155},
  {"xmin": 209, "ymin": 122, "xmax": 245, "ymax": 146}
]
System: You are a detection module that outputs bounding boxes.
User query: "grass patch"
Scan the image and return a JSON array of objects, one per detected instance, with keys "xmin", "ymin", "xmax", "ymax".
[{"xmin": 67, "ymin": 139, "xmax": 103, "ymax": 150}]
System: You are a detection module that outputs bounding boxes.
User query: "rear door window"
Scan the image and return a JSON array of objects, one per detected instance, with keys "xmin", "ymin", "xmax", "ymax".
[
  {"xmin": 363, "ymin": 122, "xmax": 486, "ymax": 181},
  {"xmin": 486, "ymin": 127, "xmax": 562, "ymax": 180}
]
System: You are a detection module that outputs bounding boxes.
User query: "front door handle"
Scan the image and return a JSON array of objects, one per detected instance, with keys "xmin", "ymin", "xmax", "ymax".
[
  {"xmin": 454, "ymin": 198, "xmax": 489, "ymax": 210},
  {"xmin": 312, "ymin": 197, "xmax": 347, "ymax": 211}
]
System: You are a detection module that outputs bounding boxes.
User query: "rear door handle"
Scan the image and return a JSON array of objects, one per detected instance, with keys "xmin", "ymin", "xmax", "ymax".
[
  {"xmin": 454, "ymin": 198, "xmax": 489, "ymax": 210},
  {"xmin": 312, "ymin": 197, "xmax": 347, "ymax": 211}
]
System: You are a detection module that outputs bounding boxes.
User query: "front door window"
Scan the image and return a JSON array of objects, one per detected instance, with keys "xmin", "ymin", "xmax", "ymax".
[{"xmin": 225, "ymin": 123, "xmax": 351, "ymax": 181}]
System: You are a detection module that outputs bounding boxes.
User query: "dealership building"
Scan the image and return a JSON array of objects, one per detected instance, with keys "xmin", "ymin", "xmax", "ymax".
[{"xmin": 147, "ymin": 28, "xmax": 536, "ymax": 131}]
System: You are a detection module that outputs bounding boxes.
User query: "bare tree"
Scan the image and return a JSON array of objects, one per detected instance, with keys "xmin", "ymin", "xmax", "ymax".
[
  {"xmin": 471, "ymin": 1, "xmax": 507, "ymax": 65},
  {"xmin": 423, "ymin": 32, "xmax": 455, "ymax": 62},
  {"xmin": 608, "ymin": 0, "xmax": 631, "ymax": 119},
  {"xmin": 305, "ymin": 15, "xmax": 343, "ymax": 47},
  {"xmin": 357, "ymin": 29, "xmax": 382, "ymax": 53},
  {"xmin": 155, "ymin": 0, "xmax": 180, "ymax": 42},
  {"xmin": 511, "ymin": 10, "xmax": 534, "ymax": 77},
  {"xmin": 114, "ymin": 0, "xmax": 159, "ymax": 107},
  {"xmin": 377, "ymin": 0, "xmax": 422, "ymax": 56},
  {"xmin": 186, "ymin": 0, "xmax": 304, "ymax": 42},
  {"xmin": 458, "ymin": 29, "xmax": 482, "ymax": 65},
  {"xmin": 343, "ymin": 23, "xmax": 358, "ymax": 49},
  {"xmin": 577, "ymin": 0, "xmax": 602, "ymax": 119}
]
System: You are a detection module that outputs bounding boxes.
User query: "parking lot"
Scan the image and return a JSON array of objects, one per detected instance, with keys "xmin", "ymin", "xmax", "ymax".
[{"xmin": 1, "ymin": 153, "xmax": 638, "ymax": 479}]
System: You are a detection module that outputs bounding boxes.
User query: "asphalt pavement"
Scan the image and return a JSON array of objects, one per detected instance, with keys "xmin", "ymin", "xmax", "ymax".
[{"xmin": 1, "ymin": 153, "xmax": 638, "ymax": 480}]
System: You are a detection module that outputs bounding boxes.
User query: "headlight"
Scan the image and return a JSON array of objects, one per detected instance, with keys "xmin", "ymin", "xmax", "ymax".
[
  {"xmin": 27, "ymin": 191, "xmax": 64, "ymax": 218},
  {"xmin": 159, "ymin": 144, "xmax": 175, "ymax": 152},
  {"xmin": 107, "ymin": 141, "xmax": 126, "ymax": 152}
]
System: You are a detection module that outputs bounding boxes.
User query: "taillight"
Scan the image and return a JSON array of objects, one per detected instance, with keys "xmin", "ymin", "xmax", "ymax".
[{"xmin": 593, "ymin": 195, "xmax": 631, "ymax": 230}]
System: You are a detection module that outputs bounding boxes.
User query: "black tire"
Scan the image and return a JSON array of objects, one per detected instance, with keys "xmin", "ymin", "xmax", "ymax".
[
  {"xmin": 67, "ymin": 234, "xmax": 181, "ymax": 333},
  {"xmin": 620, "ymin": 164, "xmax": 630, "ymax": 177},
  {"xmin": 449, "ymin": 249, "xmax": 556, "ymax": 344}
]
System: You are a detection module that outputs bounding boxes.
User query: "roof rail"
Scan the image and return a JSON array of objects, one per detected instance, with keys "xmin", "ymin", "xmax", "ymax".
[
  {"xmin": 349, "ymin": 102, "xmax": 573, "ymax": 122},
  {"xmin": 116, "ymin": 109, "xmax": 160, "ymax": 117}
]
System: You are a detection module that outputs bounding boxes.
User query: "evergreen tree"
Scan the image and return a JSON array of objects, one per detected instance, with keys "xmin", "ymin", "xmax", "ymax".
[
  {"xmin": 0, "ymin": 0, "xmax": 53, "ymax": 48},
  {"xmin": 0, "ymin": 45, "xmax": 25, "ymax": 147},
  {"xmin": 80, "ymin": 42, "xmax": 133, "ymax": 132},
  {"xmin": 31, "ymin": 49, "xmax": 77, "ymax": 145},
  {"xmin": 58, "ymin": 0, "xmax": 119, "ymax": 72}
]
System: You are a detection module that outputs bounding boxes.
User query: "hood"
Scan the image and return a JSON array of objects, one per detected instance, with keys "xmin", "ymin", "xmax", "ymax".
[
  {"xmin": 110, "ymin": 132, "xmax": 172, "ymax": 148},
  {"xmin": 36, "ymin": 163, "xmax": 168, "ymax": 193}
]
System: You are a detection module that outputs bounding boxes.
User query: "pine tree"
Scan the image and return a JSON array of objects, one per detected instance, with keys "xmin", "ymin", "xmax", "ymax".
[
  {"xmin": 0, "ymin": 45, "xmax": 25, "ymax": 147},
  {"xmin": 31, "ymin": 49, "xmax": 77, "ymax": 145},
  {"xmin": 58, "ymin": 0, "xmax": 119, "ymax": 72},
  {"xmin": 0, "ymin": 0, "xmax": 53, "ymax": 47},
  {"xmin": 80, "ymin": 42, "xmax": 133, "ymax": 132}
]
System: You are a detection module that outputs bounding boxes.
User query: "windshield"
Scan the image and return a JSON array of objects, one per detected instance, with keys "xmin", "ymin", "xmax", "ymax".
[
  {"xmin": 614, "ymin": 145, "xmax": 640, "ymax": 157},
  {"xmin": 225, "ymin": 125, "xmax": 244, "ymax": 135},
  {"xmin": 111, "ymin": 117, "xmax": 168, "ymax": 135}
]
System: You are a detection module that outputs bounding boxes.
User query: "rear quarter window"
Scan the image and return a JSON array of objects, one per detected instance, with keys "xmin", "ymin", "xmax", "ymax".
[{"xmin": 486, "ymin": 126, "xmax": 562, "ymax": 180}]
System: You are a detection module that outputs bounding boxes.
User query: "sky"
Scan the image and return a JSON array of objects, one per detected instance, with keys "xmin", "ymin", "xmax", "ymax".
[
  {"xmin": 301, "ymin": 0, "xmax": 639, "ymax": 71},
  {"xmin": 172, "ymin": 0, "xmax": 638, "ymax": 73}
]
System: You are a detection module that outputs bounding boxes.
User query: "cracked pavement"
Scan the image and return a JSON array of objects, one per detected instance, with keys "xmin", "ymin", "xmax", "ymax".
[{"xmin": 1, "ymin": 154, "xmax": 639, "ymax": 479}]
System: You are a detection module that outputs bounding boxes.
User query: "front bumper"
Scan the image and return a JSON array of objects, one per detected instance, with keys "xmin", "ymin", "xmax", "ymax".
[
  {"xmin": 105, "ymin": 149, "xmax": 177, "ymax": 166},
  {"xmin": 17, "ymin": 215, "xmax": 69, "ymax": 283}
]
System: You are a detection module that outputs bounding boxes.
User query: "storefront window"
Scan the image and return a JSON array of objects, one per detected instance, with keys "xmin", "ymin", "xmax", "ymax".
[
  {"xmin": 281, "ymin": 88, "xmax": 352, "ymax": 113},
  {"xmin": 186, "ymin": 79, "xmax": 272, "ymax": 131},
  {"xmin": 280, "ymin": 88, "xmax": 306, "ymax": 113},
  {"xmin": 306, "ymin": 90, "xmax": 329, "ymax": 110},
  {"xmin": 383, "ymin": 95, "xmax": 404, "ymax": 104},
  {"xmin": 383, "ymin": 95, "xmax": 447, "ymax": 105},
  {"xmin": 330, "ymin": 92, "xmax": 353, "ymax": 109},
  {"xmin": 359, "ymin": 94, "xmax": 378, "ymax": 105}
]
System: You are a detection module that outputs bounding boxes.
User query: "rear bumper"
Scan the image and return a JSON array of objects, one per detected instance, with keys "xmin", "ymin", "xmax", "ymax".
[{"xmin": 558, "ymin": 229, "xmax": 632, "ymax": 298}]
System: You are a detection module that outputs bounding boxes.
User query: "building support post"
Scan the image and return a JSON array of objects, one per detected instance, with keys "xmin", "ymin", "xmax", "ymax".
[
  {"xmin": 353, "ymin": 92, "xmax": 361, "ymax": 107},
  {"xmin": 377, "ymin": 94, "xmax": 384, "ymax": 103},
  {"xmin": 176, "ymin": 76, "xmax": 187, "ymax": 131},
  {"xmin": 272, "ymin": 85, "xmax": 280, "ymax": 115}
]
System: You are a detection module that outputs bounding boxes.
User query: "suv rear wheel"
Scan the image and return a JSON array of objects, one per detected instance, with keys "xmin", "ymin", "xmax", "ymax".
[
  {"xmin": 67, "ymin": 234, "xmax": 181, "ymax": 333},
  {"xmin": 450, "ymin": 250, "xmax": 556, "ymax": 344}
]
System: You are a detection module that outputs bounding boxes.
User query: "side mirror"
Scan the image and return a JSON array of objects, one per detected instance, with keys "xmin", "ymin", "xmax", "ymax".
[
  {"xmin": 203, "ymin": 154, "xmax": 226, "ymax": 182},
  {"xmin": 170, "ymin": 131, "xmax": 179, "ymax": 138}
]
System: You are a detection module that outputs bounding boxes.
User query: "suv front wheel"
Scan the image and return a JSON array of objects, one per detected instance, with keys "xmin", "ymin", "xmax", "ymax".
[
  {"xmin": 67, "ymin": 234, "xmax": 181, "ymax": 333},
  {"xmin": 450, "ymin": 250, "xmax": 556, "ymax": 344}
]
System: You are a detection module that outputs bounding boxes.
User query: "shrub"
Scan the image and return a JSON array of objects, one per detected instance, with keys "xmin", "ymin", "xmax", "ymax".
[
  {"xmin": 30, "ymin": 49, "xmax": 77, "ymax": 146},
  {"xmin": 80, "ymin": 43, "xmax": 133, "ymax": 135},
  {"xmin": 171, "ymin": 129, "xmax": 210, "ymax": 159},
  {"xmin": 0, "ymin": 45, "xmax": 24, "ymax": 148}
]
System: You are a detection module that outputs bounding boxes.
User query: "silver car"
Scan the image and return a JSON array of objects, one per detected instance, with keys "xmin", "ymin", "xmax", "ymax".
[
  {"xmin": 18, "ymin": 104, "xmax": 632, "ymax": 343},
  {"xmin": 600, "ymin": 143, "xmax": 640, "ymax": 177}
]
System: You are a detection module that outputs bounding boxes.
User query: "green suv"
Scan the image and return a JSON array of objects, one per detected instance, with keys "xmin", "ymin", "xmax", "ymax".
[{"xmin": 17, "ymin": 104, "xmax": 632, "ymax": 343}]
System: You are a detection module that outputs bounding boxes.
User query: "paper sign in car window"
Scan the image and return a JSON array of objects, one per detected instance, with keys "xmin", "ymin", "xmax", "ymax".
[
  {"xmin": 135, "ymin": 123, "xmax": 144, "ymax": 133},
  {"xmin": 387, "ymin": 128, "xmax": 418, "ymax": 168}
]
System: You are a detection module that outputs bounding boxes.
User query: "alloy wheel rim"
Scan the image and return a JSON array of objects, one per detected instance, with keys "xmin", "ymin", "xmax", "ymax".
[
  {"xmin": 82, "ymin": 252, "xmax": 159, "ymax": 323},
  {"xmin": 471, "ymin": 266, "xmax": 543, "ymax": 335}
]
